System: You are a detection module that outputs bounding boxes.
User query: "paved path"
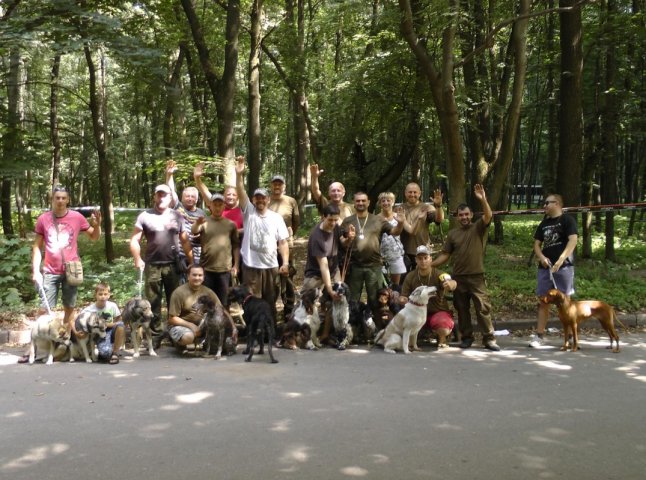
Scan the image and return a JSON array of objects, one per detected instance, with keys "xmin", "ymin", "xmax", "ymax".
[{"xmin": 1, "ymin": 332, "xmax": 645, "ymax": 480}]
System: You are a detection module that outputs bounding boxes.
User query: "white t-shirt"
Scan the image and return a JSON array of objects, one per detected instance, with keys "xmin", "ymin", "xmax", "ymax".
[
  {"xmin": 241, "ymin": 203, "xmax": 289, "ymax": 269},
  {"xmin": 81, "ymin": 300, "xmax": 121, "ymax": 325}
]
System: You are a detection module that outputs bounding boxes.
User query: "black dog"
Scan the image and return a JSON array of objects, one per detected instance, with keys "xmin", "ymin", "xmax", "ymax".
[
  {"xmin": 229, "ymin": 285, "xmax": 278, "ymax": 364},
  {"xmin": 349, "ymin": 300, "xmax": 376, "ymax": 344},
  {"xmin": 193, "ymin": 295, "xmax": 238, "ymax": 359}
]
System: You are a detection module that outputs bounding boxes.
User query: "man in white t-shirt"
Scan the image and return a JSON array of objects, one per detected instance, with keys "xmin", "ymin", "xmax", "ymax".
[{"xmin": 235, "ymin": 156, "xmax": 289, "ymax": 322}]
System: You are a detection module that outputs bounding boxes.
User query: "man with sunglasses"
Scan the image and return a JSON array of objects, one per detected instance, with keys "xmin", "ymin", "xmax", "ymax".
[{"xmin": 529, "ymin": 194, "xmax": 578, "ymax": 347}]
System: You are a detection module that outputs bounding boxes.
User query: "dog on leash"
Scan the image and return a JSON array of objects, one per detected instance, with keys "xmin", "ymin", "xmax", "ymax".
[
  {"xmin": 375, "ymin": 285, "xmax": 437, "ymax": 354},
  {"xmin": 540, "ymin": 288, "xmax": 622, "ymax": 352},
  {"xmin": 281, "ymin": 288, "xmax": 321, "ymax": 350},
  {"xmin": 29, "ymin": 313, "xmax": 71, "ymax": 365},
  {"xmin": 229, "ymin": 285, "xmax": 278, "ymax": 363},
  {"xmin": 122, "ymin": 298, "xmax": 156, "ymax": 358},
  {"xmin": 330, "ymin": 282, "xmax": 353, "ymax": 350},
  {"xmin": 193, "ymin": 295, "xmax": 237, "ymax": 359},
  {"xmin": 69, "ymin": 311, "xmax": 107, "ymax": 363}
]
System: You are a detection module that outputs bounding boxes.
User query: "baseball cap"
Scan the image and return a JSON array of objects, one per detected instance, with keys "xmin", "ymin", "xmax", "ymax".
[
  {"xmin": 210, "ymin": 193, "xmax": 225, "ymax": 202},
  {"xmin": 155, "ymin": 184, "xmax": 171, "ymax": 194},
  {"xmin": 271, "ymin": 175, "xmax": 286, "ymax": 184},
  {"xmin": 416, "ymin": 245, "xmax": 432, "ymax": 256},
  {"xmin": 253, "ymin": 188, "xmax": 269, "ymax": 197}
]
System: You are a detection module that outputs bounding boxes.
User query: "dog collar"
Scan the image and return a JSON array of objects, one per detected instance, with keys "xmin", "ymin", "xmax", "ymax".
[
  {"xmin": 242, "ymin": 295, "xmax": 254, "ymax": 306},
  {"xmin": 408, "ymin": 300, "xmax": 425, "ymax": 307}
]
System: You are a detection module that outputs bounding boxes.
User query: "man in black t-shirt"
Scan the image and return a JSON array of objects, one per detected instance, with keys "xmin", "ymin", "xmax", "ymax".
[{"xmin": 529, "ymin": 194, "xmax": 578, "ymax": 347}]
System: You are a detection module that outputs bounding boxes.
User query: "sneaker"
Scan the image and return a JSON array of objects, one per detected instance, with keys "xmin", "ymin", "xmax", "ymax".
[
  {"xmin": 483, "ymin": 340, "xmax": 501, "ymax": 352},
  {"xmin": 459, "ymin": 338, "xmax": 474, "ymax": 349},
  {"xmin": 528, "ymin": 334, "xmax": 544, "ymax": 348}
]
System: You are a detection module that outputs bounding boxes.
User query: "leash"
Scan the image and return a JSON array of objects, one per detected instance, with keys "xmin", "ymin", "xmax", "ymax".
[
  {"xmin": 137, "ymin": 267, "xmax": 144, "ymax": 299},
  {"xmin": 340, "ymin": 238, "xmax": 354, "ymax": 282},
  {"xmin": 35, "ymin": 279, "xmax": 53, "ymax": 316}
]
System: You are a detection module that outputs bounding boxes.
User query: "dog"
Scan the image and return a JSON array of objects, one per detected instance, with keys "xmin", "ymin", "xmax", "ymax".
[
  {"xmin": 540, "ymin": 288, "xmax": 622, "ymax": 352},
  {"xmin": 193, "ymin": 295, "xmax": 237, "ymax": 359},
  {"xmin": 122, "ymin": 298, "xmax": 156, "ymax": 358},
  {"xmin": 69, "ymin": 310, "xmax": 107, "ymax": 363},
  {"xmin": 330, "ymin": 282, "xmax": 353, "ymax": 350},
  {"xmin": 229, "ymin": 285, "xmax": 278, "ymax": 363},
  {"xmin": 375, "ymin": 285, "xmax": 437, "ymax": 354},
  {"xmin": 349, "ymin": 300, "xmax": 376, "ymax": 344},
  {"xmin": 281, "ymin": 288, "xmax": 321, "ymax": 350},
  {"xmin": 29, "ymin": 313, "xmax": 71, "ymax": 365}
]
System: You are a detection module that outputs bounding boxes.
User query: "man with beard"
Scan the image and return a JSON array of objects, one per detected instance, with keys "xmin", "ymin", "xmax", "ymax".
[
  {"xmin": 431, "ymin": 184, "xmax": 500, "ymax": 351},
  {"xmin": 310, "ymin": 163, "xmax": 354, "ymax": 222},
  {"xmin": 236, "ymin": 156, "xmax": 290, "ymax": 322},
  {"xmin": 130, "ymin": 184, "xmax": 193, "ymax": 348},
  {"xmin": 341, "ymin": 192, "xmax": 404, "ymax": 315}
]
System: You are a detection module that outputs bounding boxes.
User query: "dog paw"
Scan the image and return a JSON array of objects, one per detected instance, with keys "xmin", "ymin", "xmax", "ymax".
[
  {"xmin": 337, "ymin": 344, "xmax": 346, "ymax": 351},
  {"xmin": 133, "ymin": 352, "xmax": 141, "ymax": 358},
  {"xmin": 149, "ymin": 351, "xmax": 158, "ymax": 357},
  {"xmin": 45, "ymin": 359, "xmax": 54, "ymax": 365},
  {"xmin": 384, "ymin": 348, "xmax": 396, "ymax": 354},
  {"xmin": 215, "ymin": 354, "xmax": 222, "ymax": 360},
  {"xmin": 85, "ymin": 359, "xmax": 93, "ymax": 363}
]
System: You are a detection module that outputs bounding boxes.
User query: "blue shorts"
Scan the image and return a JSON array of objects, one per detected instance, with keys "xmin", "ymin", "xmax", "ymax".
[{"xmin": 536, "ymin": 266, "xmax": 574, "ymax": 296}]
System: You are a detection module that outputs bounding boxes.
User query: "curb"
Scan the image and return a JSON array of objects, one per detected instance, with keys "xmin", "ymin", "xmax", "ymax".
[{"xmin": 2, "ymin": 314, "xmax": 643, "ymax": 347}]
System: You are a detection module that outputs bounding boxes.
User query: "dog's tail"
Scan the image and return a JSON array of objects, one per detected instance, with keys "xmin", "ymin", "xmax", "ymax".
[{"xmin": 613, "ymin": 309, "xmax": 629, "ymax": 334}]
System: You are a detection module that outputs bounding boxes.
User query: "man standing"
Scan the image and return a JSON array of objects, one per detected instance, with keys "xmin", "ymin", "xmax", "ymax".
[
  {"xmin": 31, "ymin": 185, "xmax": 101, "ymax": 329},
  {"xmin": 235, "ymin": 156, "xmax": 290, "ymax": 320},
  {"xmin": 168, "ymin": 265, "xmax": 227, "ymax": 350},
  {"xmin": 431, "ymin": 184, "xmax": 500, "ymax": 351},
  {"xmin": 192, "ymin": 192, "xmax": 240, "ymax": 308},
  {"xmin": 268, "ymin": 174, "xmax": 300, "ymax": 318},
  {"xmin": 130, "ymin": 184, "xmax": 193, "ymax": 347},
  {"xmin": 400, "ymin": 182, "xmax": 444, "ymax": 270},
  {"xmin": 310, "ymin": 163, "xmax": 354, "ymax": 222},
  {"xmin": 529, "ymin": 194, "xmax": 578, "ymax": 347},
  {"xmin": 341, "ymin": 192, "xmax": 404, "ymax": 313}
]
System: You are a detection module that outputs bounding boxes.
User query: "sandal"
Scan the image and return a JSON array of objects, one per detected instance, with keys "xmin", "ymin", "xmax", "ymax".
[{"xmin": 109, "ymin": 353, "xmax": 119, "ymax": 365}]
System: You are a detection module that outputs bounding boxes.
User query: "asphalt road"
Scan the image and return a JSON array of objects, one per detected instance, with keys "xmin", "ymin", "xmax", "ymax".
[{"xmin": 1, "ymin": 332, "xmax": 645, "ymax": 480}]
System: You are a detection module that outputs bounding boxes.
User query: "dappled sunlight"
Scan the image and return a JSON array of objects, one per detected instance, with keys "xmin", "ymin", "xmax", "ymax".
[
  {"xmin": 369, "ymin": 454, "xmax": 389, "ymax": 464},
  {"xmin": 341, "ymin": 465, "xmax": 369, "ymax": 476},
  {"xmin": 409, "ymin": 389, "xmax": 436, "ymax": 396},
  {"xmin": 155, "ymin": 375, "xmax": 177, "ymax": 380},
  {"xmin": 282, "ymin": 391, "xmax": 303, "ymax": 398},
  {"xmin": 348, "ymin": 348, "xmax": 370, "ymax": 354},
  {"xmin": 1, "ymin": 443, "xmax": 69, "ymax": 470},
  {"xmin": 461, "ymin": 349, "xmax": 490, "ymax": 360},
  {"xmin": 271, "ymin": 418, "xmax": 292, "ymax": 432},
  {"xmin": 176, "ymin": 391, "xmax": 214, "ymax": 404},
  {"xmin": 532, "ymin": 360, "xmax": 572, "ymax": 371},
  {"xmin": 139, "ymin": 423, "xmax": 171, "ymax": 439},
  {"xmin": 616, "ymin": 359, "xmax": 646, "ymax": 383},
  {"xmin": 433, "ymin": 421, "xmax": 463, "ymax": 431},
  {"xmin": 4, "ymin": 411, "xmax": 25, "ymax": 418},
  {"xmin": 1, "ymin": 352, "xmax": 23, "ymax": 366},
  {"xmin": 109, "ymin": 370, "xmax": 139, "ymax": 378},
  {"xmin": 278, "ymin": 444, "xmax": 311, "ymax": 473},
  {"xmin": 159, "ymin": 404, "xmax": 181, "ymax": 411}
]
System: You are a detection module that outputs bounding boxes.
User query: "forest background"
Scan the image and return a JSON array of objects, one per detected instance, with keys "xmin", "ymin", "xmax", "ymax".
[{"xmin": 0, "ymin": 0, "xmax": 644, "ymax": 319}]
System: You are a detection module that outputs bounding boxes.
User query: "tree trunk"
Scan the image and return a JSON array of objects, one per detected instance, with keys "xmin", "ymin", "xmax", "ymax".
[
  {"xmin": 247, "ymin": 0, "xmax": 263, "ymax": 193},
  {"xmin": 84, "ymin": 46, "xmax": 115, "ymax": 262},
  {"xmin": 50, "ymin": 54, "xmax": 62, "ymax": 187},
  {"xmin": 163, "ymin": 47, "xmax": 185, "ymax": 159}
]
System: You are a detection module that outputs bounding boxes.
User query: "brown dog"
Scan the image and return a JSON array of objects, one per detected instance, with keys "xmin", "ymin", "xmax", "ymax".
[{"xmin": 540, "ymin": 289, "xmax": 620, "ymax": 353}]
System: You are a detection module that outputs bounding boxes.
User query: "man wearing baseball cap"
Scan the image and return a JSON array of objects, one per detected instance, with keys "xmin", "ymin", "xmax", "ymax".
[
  {"xmin": 268, "ymin": 174, "xmax": 300, "ymax": 318},
  {"xmin": 235, "ymin": 157, "xmax": 290, "ymax": 322}
]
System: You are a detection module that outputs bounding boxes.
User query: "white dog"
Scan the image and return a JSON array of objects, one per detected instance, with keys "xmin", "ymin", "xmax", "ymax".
[
  {"xmin": 29, "ymin": 313, "xmax": 71, "ymax": 365},
  {"xmin": 375, "ymin": 285, "xmax": 437, "ymax": 354}
]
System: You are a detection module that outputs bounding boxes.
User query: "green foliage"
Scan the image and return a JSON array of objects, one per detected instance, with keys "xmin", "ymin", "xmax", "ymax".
[{"xmin": 0, "ymin": 237, "xmax": 37, "ymax": 311}]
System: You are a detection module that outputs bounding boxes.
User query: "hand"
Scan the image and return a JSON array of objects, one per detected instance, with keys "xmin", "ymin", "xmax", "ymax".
[
  {"xmin": 235, "ymin": 155, "xmax": 246, "ymax": 175},
  {"xmin": 90, "ymin": 209, "xmax": 101, "ymax": 227},
  {"xmin": 443, "ymin": 279, "xmax": 457, "ymax": 291},
  {"xmin": 231, "ymin": 266, "xmax": 238, "ymax": 278},
  {"xmin": 395, "ymin": 210, "xmax": 405, "ymax": 224},
  {"xmin": 134, "ymin": 258, "xmax": 145, "ymax": 270},
  {"xmin": 279, "ymin": 264, "xmax": 289, "ymax": 276},
  {"xmin": 431, "ymin": 188, "xmax": 443, "ymax": 207},
  {"xmin": 551, "ymin": 258, "xmax": 564, "ymax": 273},
  {"xmin": 195, "ymin": 216, "xmax": 206, "ymax": 225},
  {"xmin": 310, "ymin": 163, "xmax": 322, "ymax": 178},
  {"xmin": 346, "ymin": 224, "xmax": 356, "ymax": 241},
  {"xmin": 474, "ymin": 184, "xmax": 486, "ymax": 202},
  {"xmin": 166, "ymin": 159, "xmax": 177, "ymax": 175},
  {"xmin": 540, "ymin": 257, "xmax": 552, "ymax": 269},
  {"xmin": 193, "ymin": 162, "xmax": 205, "ymax": 179},
  {"xmin": 32, "ymin": 271, "xmax": 44, "ymax": 285}
]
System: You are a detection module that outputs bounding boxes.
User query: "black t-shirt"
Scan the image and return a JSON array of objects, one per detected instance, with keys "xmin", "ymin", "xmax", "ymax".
[
  {"xmin": 304, "ymin": 223, "xmax": 340, "ymax": 279},
  {"xmin": 534, "ymin": 214, "xmax": 578, "ymax": 267}
]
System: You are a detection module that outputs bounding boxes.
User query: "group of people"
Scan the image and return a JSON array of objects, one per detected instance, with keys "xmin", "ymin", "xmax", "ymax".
[{"xmin": 23, "ymin": 161, "xmax": 578, "ymax": 363}]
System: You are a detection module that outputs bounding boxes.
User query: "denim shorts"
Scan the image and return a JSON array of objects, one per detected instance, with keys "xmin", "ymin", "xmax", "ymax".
[
  {"xmin": 42, "ymin": 273, "xmax": 78, "ymax": 309},
  {"xmin": 169, "ymin": 325, "xmax": 193, "ymax": 344},
  {"xmin": 536, "ymin": 266, "xmax": 574, "ymax": 296}
]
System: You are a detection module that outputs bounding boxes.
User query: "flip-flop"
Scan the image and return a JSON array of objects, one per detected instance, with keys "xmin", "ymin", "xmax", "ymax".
[{"xmin": 109, "ymin": 353, "xmax": 119, "ymax": 365}]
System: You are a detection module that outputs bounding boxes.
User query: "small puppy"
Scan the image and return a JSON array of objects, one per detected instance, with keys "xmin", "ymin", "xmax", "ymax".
[
  {"xmin": 282, "ymin": 288, "xmax": 321, "ymax": 350},
  {"xmin": 122, "ymin": 298, "xmax": 156, "ymax": 358},
  {"xmin": 330, "ymin": 282, "xmax": 353, "ymax": 350},
  {"xmin": 229, "ymin": 285, "xmax": 278, "ymax": 363},
  {"xmin": 541, "ymin": 288, "xmax": 621, "ymax": 352},
  {"xmin": 349, "ymin": 300, "xmax": 376, "ymax": 344},
  {"xmin": 70, "ymin": 310, "xmax": 107, "ymax": 363},
  {"xmin": 375, "ymin": 285, "xmax": 437, "ymax": 354},
  {"xmin": 193, "ymin": 295, "xmax": 237, "ymax": 359},
  {"xmin": 29, "ymin": 313, "xmax": 71, "ymax": 365}
]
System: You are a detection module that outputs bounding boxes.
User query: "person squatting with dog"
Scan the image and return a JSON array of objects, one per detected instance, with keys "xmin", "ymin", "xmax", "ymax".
[
  {"xmin": 340, "ymin": 192, "xmax": 405, "ymax": 319},
  {"xmin": 400, "ymin": 245, "xmax": 457, "ymax": 348},
  {"xmin": 235, "ymin": 156, "xmax": 290, "ymax": 324},
  {"xmin": 400, "ymin": 182, "xmax": 444, "ymax": 272},
  {"xmin": 529, "ymin": 193, "xmax": 578, "ymax": 348},
  {"xmin": 191, "ymin": 191, "xmax": 240, "ymax": 310},
  {"xmin": 165, "ymin": 160, "xmax": 206, "ymax": 268},
  {"xmin": 431, "ymin": 184, "xmax": 500, "ymax": 352},
  {"xmin": 129, "ymin": 184, "xmax": 193, "ymax": 349},
  {"xmin": 268, "ymin": 174, "xmax": 300, "ymax": 319},
  {"xmin": 168, "ymin": 264, "xmax": 229, "ymax": 350}
]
